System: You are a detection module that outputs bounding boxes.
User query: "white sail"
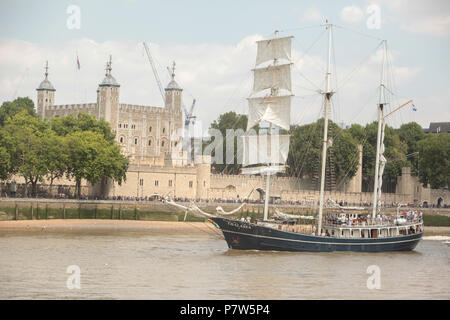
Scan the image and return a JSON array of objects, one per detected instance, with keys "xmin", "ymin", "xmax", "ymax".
[
  {"xmin": 242, "ymin": 134, "xmax": 290, "ymax": 167},
  {"xmin": 247, "ymin": 95, "xmax": 291, "ymax": 131},
  {"xmin": 256, "ymin": 36, "xmax": 293, "ymax": 66},
  {"xmin": 253, "ymin": 64, "xmax": 292, "ymax": 93}
]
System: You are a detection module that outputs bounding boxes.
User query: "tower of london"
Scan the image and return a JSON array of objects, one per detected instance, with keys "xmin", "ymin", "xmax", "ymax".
[{"xmin": 37, "ymin": 58, "xmax": 183, "ymax": 166}]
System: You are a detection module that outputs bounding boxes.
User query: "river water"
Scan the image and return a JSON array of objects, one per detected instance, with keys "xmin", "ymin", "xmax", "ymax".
[{"xmin": 0, "ymin": 228, "xmax": 448, "ymax": 299}]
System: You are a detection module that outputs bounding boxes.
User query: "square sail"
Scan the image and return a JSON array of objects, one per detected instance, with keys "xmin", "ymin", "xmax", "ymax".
[
  {"xmin": 253, "ymin": 64, "xmax": 292, "ymax": 94},
  {"xmin": 256, "ymin": 36, "xmax": 293, "ymax": 66},
  {"xmin": 241, "ymin": 134, "xmax": 290, "ymax": 168},
  {"xmin": 247, "ymin": 95, "xmax": 291, "ymax": 131}
]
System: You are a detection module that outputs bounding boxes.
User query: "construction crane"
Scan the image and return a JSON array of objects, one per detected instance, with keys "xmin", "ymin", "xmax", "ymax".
[
  {"xmin": 184, "ymin": 99, "xmax": 196, "ymax": 127},
  {"xmin": 142, "ymin": 42, "xmax": 165, "ymax": 104}
]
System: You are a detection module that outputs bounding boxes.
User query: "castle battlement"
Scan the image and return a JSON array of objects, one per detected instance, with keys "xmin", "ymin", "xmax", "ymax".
[
  {"xmin": 49, "ymin": 103, "xmax": 97, "ymax": 111},
  {"xmin": 119, "ymin": 104, "xmax": 181, "ymax": 116}
]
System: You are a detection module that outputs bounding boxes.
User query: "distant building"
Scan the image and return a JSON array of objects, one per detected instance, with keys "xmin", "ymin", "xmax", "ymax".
[{"xmin": 423, "ymin": 122, "xmax": 450, "ymax": 134}]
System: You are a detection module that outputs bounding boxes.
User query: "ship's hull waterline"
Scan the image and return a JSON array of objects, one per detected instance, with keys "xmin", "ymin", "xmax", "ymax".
[{"xmin": 212, "ymin": 217, "xmax": 422, "ymax": 252}]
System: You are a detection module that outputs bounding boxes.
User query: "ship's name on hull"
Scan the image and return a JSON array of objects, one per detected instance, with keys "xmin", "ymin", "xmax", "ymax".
[{"xmin": 226, "ymin": 221, "xmax": 252, "ymax": 230}]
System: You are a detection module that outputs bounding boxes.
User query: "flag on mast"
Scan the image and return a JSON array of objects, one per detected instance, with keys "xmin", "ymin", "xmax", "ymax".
[
  {"xmin": 412, "ymin": 103, "xmax": 417, "ymax": 111},
  {"xmin": 76, "ymin": 54, "xmax": 80, "ymax": 70}
]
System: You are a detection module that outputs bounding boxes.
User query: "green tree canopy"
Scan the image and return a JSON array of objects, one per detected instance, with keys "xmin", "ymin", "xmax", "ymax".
[
  {"xmin": 287, "ymin": 119, "xmax": 359, "ymax": 188},
  {"xmin": 208, "ymin": 111, "xmax": 248, "ymax": 174},
  {"xmin": 1, "ymin": 111, "xmax": 52, "ymax": 196},
  {"xmin": 0, "ymin": 97, "xmax": 36, "ymax": 126},
  {"xmin": 347, "ymin": 121, "xmax": 408, "ymax": 192},
  {"xmin": 50, "ymin": 112, "xmax": 115, "ymax": 143},
  {"xmin": 64, "ymin": 131, "xmax": 128, "ymax": 198},
  {"xmin": 396, "ymin": 122, "xmax": 426, "ymax": 175},
  {"xmin": 417, "ymin": 133, "xmax": 449, "ymax": 189}
]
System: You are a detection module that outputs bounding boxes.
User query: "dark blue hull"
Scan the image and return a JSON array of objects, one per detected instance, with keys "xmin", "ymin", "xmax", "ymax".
[{"xmin": 212, "ymin": 217, "xmax": 422, "ymax": 252}]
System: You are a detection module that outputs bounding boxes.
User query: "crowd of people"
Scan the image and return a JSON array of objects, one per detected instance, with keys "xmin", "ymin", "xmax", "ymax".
[
  {"xmin": 0, "ymin": 188, "xmax": 447, "ymax": 209},
  {"xmin": 324, "ymin": 210, "xmax": 423, "ymax": 227}
]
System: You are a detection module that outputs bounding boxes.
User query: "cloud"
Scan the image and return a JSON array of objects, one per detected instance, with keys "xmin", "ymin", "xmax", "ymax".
[
  {"xmin": 340, "ymin": 5, "xmax": 365, "ymax": 24},
  {"xmin": 0, "ymin": 34, "xmax": 432, "ymax": 132},
  {"xmin": 373, "ymin": 0, "xmax": 450, "ymax": 36},
  {"xmin": 301, "ymin": 6, "xmax": 324, "ymax": 23}
]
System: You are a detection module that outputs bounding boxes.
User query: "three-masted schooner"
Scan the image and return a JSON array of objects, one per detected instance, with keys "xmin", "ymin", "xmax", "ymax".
[{"xmin": 208, "ymin": 25, "xmax": 424, "ymax": 252}]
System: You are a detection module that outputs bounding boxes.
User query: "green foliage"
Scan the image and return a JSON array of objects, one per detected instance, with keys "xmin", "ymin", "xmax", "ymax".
[
  {"xmin": 63, "ymin": 129, "xmax": 128, "ymax": 198},
  {"xmin": 417, "ymin": 133, "xmax": 450, "ymax": 189},
  {"xmin": 50, "ymin": 112, "xmax": 115, "ymax": 143},
  {"xmin": 0, "ymin": 97, "xmax": 36, "ymax": 126},
  {"xmin": 287, "ymin": 119, "xmax": 359, "ymax": 185},
  {"xmin": 347, "ymin": 121, "xmax": 408, "ymax": 191},
  {"xmin": 1, "ymin": 111, "xmax": 51, "ymax": 195},
  {"xmin": 0, "ymin": 98, "xmax": 128, "ymax": 198},
  {"xmin": 208, "ymin": 111, "xmax": 249, "ymax": 174},
  {"xmin": 396, "ymin": 122, "xmax": 426, "ymax": 175}
]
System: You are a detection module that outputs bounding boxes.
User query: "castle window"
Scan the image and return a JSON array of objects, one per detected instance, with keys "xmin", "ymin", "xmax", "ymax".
[
  {"xmin": 161, "ymin": 141, "xmax": 165, "ymax": 147},
  {"xmin": 162, "ymin": 128, "xmax": 166, "ymax": 134},
  {"xmin": 149, "ymin": 126, "xmax": 152, "ymax": 132},
  {"xmin": 119, "ymin": 137, "xmax": 124, "ymax": 143},
  {"xmin": 169, "ymin": 180, "xmax": 172, "ymax": 187},
  {"xmin": 131, "ymin": 124, "xmax": 136, "ymax": 129},
  {"xmin": 139, "ymin": 179, "xmax": 144, "ymax": 186},
  {"xmin": 118, "ymin": 124, "xmax": 122, "ymax": 128},
  {"xmin": 148, "ymin": 139, "xmax": 152, "ymax": 146},
  {"xmin": 134, "ymin": 138, "xmax": 138, "ymax": 145},
  {"xmin": 155, "ymin": 180, "xmax": 159, "ymax": 187},
  {"xmin": 189, "ymin": 181, "xmax": 193, "ymax": 188},
  {"xmin": 203, "ymin": 181, "xmax": 206, "ymax": 187},
  {"xmin": 174, "ymin": 142, "xmax": 178, "ymax": 147}
]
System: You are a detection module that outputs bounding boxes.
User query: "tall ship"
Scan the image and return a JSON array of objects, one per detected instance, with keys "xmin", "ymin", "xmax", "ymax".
[{"xmin": 167, "ymin": 24, "xmax": 424, "ymax": 252}]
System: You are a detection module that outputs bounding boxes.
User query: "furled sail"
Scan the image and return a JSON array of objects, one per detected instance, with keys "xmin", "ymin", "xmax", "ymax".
[
  {"xmin": 256, "ymin": 36, "xmax": 293, "ymax": 66},
  {"xmin": 242, "ymin": 134, "xmax": 290, "ymax": 167},
  {"xmin": 247, "ymin": 95, "xmax": 291, "ymax": 131},
  {"xmin": 253, "ymin": 64, "xmax": 292, "ymax": 93},
  {"xmin": 376, "ymin": 121, "xmax": 387, "ymax": 210}
]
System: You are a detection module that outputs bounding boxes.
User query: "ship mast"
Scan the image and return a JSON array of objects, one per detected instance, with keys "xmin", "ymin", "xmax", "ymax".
[
  {"xmin": 372, "ymin": 40, "xmax": 387, "ymax": 218},
  {"xmin": 262, "ymin": 31, "xmax": 280, "ymax": 221},
  {"xmin": 241, "ymin": 31, "xmax": 293, "ymax": 221},
  {"xmin": 317, "ymin": 23, "xmax": 333, "ymax": 236}
]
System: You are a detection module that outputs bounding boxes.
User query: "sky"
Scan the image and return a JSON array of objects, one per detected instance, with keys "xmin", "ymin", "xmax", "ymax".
[{"xmin": 0, "ymin": 0, "xmax": 449, "ymax": 132}]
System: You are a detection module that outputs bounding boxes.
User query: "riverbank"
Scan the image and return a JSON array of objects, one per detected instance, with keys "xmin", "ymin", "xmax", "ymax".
[
  {"xmin": 0, "ymin": 219, "xmax": 449, "ymax": 237},
  {"xmin": 0, "ymin": 219, "xmax": 219, "ymax": 235}
]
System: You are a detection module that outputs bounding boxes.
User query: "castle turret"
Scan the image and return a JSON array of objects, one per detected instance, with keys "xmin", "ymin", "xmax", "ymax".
[
  {"xmin": 164, "ymin": 61, "xmax": 183, "ymax": 156},
  {"xmin": 36, "ymin": 61, "xmax": 55, "ymax": 120},
  {"xmin": 165, "ymin": 61, "xmax": 182, "ymax": 112},
  {"xmin": 97, "ymin": 56, "xmax": 120, "ymax": 131}
]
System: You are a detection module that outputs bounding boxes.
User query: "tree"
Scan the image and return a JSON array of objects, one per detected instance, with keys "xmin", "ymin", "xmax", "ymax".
[
  {"xmin": 396, "ymin": 122, "xmax": 426, "ymax": 175},
  {"xmin": 417, "ymin": 133, "xmax": 449, "ymax": 189},
  {"xmin": 50, "ymin": 112, "xmax": 115, "ymax": 143},
  {"xmin": 0, "ymin": 97, "xmax": 36, "ymax": 126},
  {"xmin": 64, "ymin": 131, "xmax": 128, "ymax": 198},
  {"xmin": 42, "ymin": 133, "xmax": 67, "ymax": 189},
  {"xmin": 208, "ymin": 111, "xmax": 249, "ymax": 174},
  {"xmin": 348, "ymin": 121, "xmax": 408, "ymax": 192},
  {"xmin": 287, "ymin": 119, "xmax": 359, "ymax": 187},
  {"xmin": 2, "ymin": 111, "xmax": 50, "ymax": 196},
  {"xmin": 50, "ymin": 112, "xmax": 128, "ymax": 198}
]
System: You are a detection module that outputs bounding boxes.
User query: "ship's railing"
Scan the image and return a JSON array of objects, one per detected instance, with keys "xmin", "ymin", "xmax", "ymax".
[{"xmin": 323, "ymin": 217, "xmax": 423, "ymax": 228}]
